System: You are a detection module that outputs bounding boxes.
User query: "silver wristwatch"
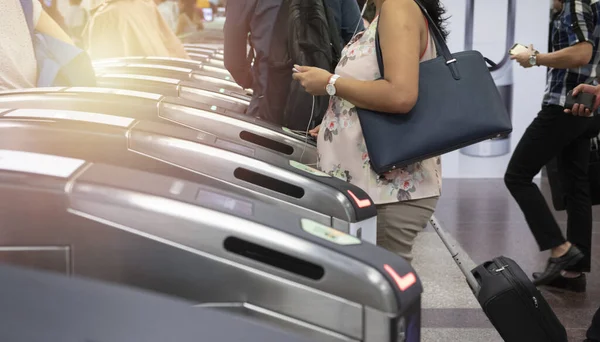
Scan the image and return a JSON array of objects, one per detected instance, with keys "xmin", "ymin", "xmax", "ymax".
[
  {"xmin": 529, "ymin": 51, "xmax": 539, "ymax": 67},
  {"xmin": 326, "ymin": 74, "xmax": 340, "ymax": 96}
]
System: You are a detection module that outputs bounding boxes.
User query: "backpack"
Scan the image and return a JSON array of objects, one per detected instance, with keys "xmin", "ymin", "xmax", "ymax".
[{"xmin": 262, "ymin": 0, "xmax": 342, "ymax": 130}]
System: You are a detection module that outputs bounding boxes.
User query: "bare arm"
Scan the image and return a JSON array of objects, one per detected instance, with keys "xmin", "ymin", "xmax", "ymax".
[
  {"xmin": 332, "ymin": 0, "xmax": 425, "ymax": 114},
  {"xmin": 175, "ymin": 15, "xmax": 186, "ymax": 36},
  {"xmin": 536, "ymin": 42, "xmax": 593, "ymax": 69},
  {"xmin": 35, "ymin": 4, "xmax": 74, "ymax": 44}
]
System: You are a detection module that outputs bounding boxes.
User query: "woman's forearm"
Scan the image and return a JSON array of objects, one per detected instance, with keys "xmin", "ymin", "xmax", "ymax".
[
  {"xmin": 36, "ymin": 10, "xmax": 73, "ymax": 44},
  {"xmin": 335, "ymin": 76, "xmax": 416, "ymax": 114}
]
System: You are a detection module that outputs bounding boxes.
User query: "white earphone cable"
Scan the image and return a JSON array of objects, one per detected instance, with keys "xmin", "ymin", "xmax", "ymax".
[
  {"xmin": 351, "ymin": 2, "xmax": 369, "ymax": 40},
  {"xmin": 299, "ymin": 3, "xmax": 367, "ymax": 164},
  {"xmin": 299, "ymin": 95, "xmax": 316, "ymax": 162}
]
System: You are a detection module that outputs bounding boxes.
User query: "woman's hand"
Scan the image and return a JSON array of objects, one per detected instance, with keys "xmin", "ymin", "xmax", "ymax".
[
  {"xmin": 292, "ymin": 65, "xmax": 332, "ymax": 96},
  {"xmin": 309, "ymin": 124, "xmax": 320, "ymax": 137}
]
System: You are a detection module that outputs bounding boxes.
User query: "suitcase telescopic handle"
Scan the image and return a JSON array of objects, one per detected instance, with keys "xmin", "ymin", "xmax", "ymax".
[{"xmin": 429, "ymin": 215, "xmax": 481, "ymax": 296}]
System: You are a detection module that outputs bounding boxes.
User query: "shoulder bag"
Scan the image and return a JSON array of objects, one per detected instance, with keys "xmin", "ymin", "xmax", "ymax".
[{"xmin": 356, "ymin": 0, "xmax": 512, "ymax": 174}]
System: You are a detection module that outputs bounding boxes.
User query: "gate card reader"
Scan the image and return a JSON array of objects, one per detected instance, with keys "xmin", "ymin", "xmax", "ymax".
[
  {"xmin": 0, "ymin": 149, "xmax": 421, "ymax": 342},
  {"xmin": 0, "ymin": 88, "xmax": 317, "ymax": 163},
  {"xmin": 0, "ymin": 264, "xmax": 313, "ymax": 342},
  {"xmin": 0, "ymin": 110, "xmax": 374, "ymax": 242}
]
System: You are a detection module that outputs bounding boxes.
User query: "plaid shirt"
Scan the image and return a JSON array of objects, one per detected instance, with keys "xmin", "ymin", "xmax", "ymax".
[{"xmin": 543, "ymin": 0, "xmax": 600, "ymax": 107}]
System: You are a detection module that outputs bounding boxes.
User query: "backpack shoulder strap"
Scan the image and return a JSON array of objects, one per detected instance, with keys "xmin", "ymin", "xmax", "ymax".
[
  {"xmin": 321, "ymin": 0, "xmax": 342, "ymax": 65},
  {"xmin": 19, "ymin": 0, "xmax": 35, "ymax": 36}
]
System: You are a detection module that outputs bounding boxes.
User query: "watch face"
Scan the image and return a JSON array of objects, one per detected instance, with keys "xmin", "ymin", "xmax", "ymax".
[
  {"xmin": 326, "ymin": 84, "xmax": 335, "ymax": 96},
  {"xmin": 529, "ymin": 56, "xmax": 537, "ymax": 66}
]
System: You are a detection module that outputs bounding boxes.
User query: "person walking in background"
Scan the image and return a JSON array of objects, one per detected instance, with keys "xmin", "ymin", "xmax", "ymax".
[
  {"xmin": 224, "ymin": 0, "xmax": 365, "ymax": 127},
  {"xmin": 1, "ymin": 0, "xmax": 73, "ymax": 90},
  {"xmin": 175, "ymin": 0, "xmax": 204, "ymax": 36},
  {"xmin": 504, "ymin": 0, "xmax": 600, "ymax": 290},
  {"xmin": 565, "ymin": 83, "xmax": 600, "ymax": 339},
  {"xmin": 83, "ymin": 0, "xmax": 189, "ymax": 60},
  {"xmin": 155, "ymin": 0, "xmax": 179, "ymax": 32},
  {"xmin": 292, "ymin": 0, "xmax": 448, "ymax": 262}
]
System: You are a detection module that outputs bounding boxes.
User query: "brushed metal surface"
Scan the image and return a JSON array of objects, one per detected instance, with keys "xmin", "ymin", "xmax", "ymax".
[
  {"xmin": 127, "ymin": 129, "xmax": 353, "ymax": 222},
  {"xmin": 0, "ymin": 91, "xmax": 316, "ymax": 163},
  {"xmin": 0, "ymin": 161, "xmax": 408, "ymax": 340},
  {"xmin": 159, "ymin": 102, "xmax": 318, "ymax": 164},
  {"xmin": 0, "ymin": 118, "xmax": 332, "ymax": 229}
]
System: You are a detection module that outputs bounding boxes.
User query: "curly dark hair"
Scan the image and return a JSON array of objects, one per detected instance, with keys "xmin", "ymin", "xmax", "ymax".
[{"xmin": 417, "ymin": 0, "xmax": 450, "ymax": 41}]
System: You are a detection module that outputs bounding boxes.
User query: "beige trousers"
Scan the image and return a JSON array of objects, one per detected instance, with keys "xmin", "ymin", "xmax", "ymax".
[{"xmin": 376, "ymin": 196, "xmax": 439, "ymax": 263}]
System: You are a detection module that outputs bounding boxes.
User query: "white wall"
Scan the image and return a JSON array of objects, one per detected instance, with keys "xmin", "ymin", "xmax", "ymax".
[{"xmin": 440, "ymin": 0, "xmax": 549, "ymax": 178}]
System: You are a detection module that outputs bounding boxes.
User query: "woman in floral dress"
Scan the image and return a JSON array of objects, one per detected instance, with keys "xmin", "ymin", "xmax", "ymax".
[{"xmin": 292, "ymin": 0, "xmax": 448, "ymax": 262}]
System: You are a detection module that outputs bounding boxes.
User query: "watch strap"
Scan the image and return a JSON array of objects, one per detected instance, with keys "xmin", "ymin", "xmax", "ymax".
[{"xmin": 328, "ymin": 74, "xmax": 340, "ymax": 86}]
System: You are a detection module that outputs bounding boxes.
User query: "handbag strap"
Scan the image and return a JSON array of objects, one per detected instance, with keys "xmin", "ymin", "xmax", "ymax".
[{"xmin": 375, "ymin": 0, "xmax": 457, "ymax": 79}]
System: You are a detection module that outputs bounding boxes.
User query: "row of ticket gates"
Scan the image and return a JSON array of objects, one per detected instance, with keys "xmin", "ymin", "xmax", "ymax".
[{"xmin": 0, "ymin": 43, "xmax": 423, "ymax": 342}]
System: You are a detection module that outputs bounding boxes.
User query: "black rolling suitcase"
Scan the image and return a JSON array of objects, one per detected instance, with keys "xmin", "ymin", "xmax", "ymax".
[{"xmin": 429, "ymin": 215, "xmax": 568, "ymax": 342}]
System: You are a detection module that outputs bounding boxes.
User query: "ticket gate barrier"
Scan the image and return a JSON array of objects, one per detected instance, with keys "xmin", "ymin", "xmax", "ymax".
[
  {"xmin": 183, "ymin": 43, "xmax": 224, "ymax": 53},
  {"xmin": 181, "ymin": 29, "xmax": 225, "ymax": 44},
  {"xmin": 0, "ymin": 110, "xmax": 374, "ymax": 241},
  {"xmin": 93, "ymin": 58, "xmax": 252, "ymax": 101},
  {"xmin": 184, "ymin": 47, "xmax": 224, "ymax": 59},
  {"xmin": 0, "ymin": 88, "xmax": 316, "ymax": 163},
  {"xmin": 0, "ymin": 149, "xmax": 421, "ymax": 342},
  {"xmin": 0, "ymin": 264, "xmax": 313, "ymax": 342},
  {"xmin": 187, "ymin": 52, "xmax": 226, "ymax": 68},
  {"xmin": 184, "ymin": 45, "xmax": 225, "ymax": 59},
  {"xmin": 96, "ymin": 73, "xmax": 249, "ymax": 113},
  {"xmin": 92, "ymin": 60, "xmax": 245, "ymax": 95},
  {"xmin": 93, "ymin": 55, "xmax": 221, "ymax": 75}
]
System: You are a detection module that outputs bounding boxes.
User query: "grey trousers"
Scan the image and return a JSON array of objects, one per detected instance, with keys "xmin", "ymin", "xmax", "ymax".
[{"xmin": 376, "ymin": 196, "xmax": 439, "ymax": 263}]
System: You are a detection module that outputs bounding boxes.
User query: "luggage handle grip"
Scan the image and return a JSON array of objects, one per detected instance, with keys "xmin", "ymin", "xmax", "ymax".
[{"xmin": 429, "ymin": 215, "xmax": 481, "ymax": 296}]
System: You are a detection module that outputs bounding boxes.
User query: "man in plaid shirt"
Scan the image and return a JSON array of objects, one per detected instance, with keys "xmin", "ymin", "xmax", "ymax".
[{"xmin": 505, "ymin": 0, "xmax": 600, "ymax": 291}]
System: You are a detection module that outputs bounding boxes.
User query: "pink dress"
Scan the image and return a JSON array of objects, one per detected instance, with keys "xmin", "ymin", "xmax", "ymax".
[{"xmin": 316, "ymin": 17, "xmax": 442, "ymax": 205}]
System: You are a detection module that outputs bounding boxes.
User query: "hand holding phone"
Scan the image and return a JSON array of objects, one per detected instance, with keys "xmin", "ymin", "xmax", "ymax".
[
  {"xmin": 565, "ymin": 89, "xmax": 596, "ymax": 111},
  {"xmin": 509, "ymin": 43, "xmax": 529, "ymax": 56}
]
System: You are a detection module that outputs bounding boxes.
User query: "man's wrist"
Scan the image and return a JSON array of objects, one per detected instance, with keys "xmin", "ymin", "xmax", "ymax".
[{"xmin": 534, "ymin": 52, "xmax": 545, "ymax": 67}]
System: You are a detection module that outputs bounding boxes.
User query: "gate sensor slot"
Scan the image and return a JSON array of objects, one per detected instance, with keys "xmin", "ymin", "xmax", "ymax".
[
  {"xmin": 224, "ymin": 237, "xmax": 324, "ymax": 280},
  {"xmin": 234, "ymin": 168, "xmax": 304, "ymax": 199},
  {"xmin": 239, "ymin": 131, "xmax": 294, "ymax": 155}
]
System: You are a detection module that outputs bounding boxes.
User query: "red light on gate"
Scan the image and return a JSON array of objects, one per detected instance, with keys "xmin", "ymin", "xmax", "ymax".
[
  {"xmin": 383, "ymin": 264, "xmax": 416, "ymax": 291},
  {"xmin": 347, "ymin": 190, "xmax": 372, "ymax": 208}
]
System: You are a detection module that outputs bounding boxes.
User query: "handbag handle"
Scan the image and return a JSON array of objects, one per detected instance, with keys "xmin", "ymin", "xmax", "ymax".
[{"xmin": 375, "ymin": 0, "xmax": 462, "ymax": 80}]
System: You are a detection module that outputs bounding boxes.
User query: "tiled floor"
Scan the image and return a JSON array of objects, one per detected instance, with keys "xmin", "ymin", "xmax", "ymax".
[{"xmin": 414, "ymin": 177, "xmax": 600, "ymax": 341}]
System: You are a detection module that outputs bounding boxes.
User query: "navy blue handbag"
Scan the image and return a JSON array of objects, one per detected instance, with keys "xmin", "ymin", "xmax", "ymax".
[
  {"xmin": 356, "ymin": 0, "xmax": 512, "ymax": 175},
  {"xmin": 19, "ymin": 0, "xmax": 96, "ymax": 87}
]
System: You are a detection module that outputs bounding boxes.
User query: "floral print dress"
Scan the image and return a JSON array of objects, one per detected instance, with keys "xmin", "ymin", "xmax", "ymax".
[{"xmin": 317, "ymin": 17, "xmax": 442, "ymax": 205}]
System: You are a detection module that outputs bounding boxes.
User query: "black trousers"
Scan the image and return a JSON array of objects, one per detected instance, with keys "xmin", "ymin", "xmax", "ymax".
[
  {"xmin": 589, "ymin": 306, "xmax": 600, "ymax": 341},
  {"xmin": 504, "ymin": 105, "xmax": 596, "ymax": 272}
]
